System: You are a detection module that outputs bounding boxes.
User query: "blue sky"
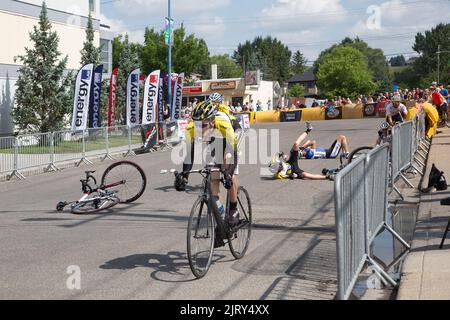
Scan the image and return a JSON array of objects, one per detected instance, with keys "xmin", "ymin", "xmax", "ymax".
[{"xmin": 101, "ymin": 0, "xmax": 450, "ymax": 64}]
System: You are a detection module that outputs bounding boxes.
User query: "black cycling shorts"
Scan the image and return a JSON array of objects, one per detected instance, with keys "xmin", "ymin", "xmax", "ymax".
[
  {"xmin": 288, "ymin": 149, "xmax": 305, "ymax": 177},
  {"xmin": 325, "ymin": 140, "xmax": 342, "ymax": 159}
]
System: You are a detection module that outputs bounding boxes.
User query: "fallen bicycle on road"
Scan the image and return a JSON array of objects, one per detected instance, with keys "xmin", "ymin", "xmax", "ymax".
[{"xmin": 56, "ymin": 161, "xmax": 147, "ymax": 214}]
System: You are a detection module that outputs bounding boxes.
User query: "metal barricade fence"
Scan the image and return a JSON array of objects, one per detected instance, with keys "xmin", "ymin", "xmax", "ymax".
[
  {"xmin": 335, "ymin": 154, "xmax": 367, "ymax": 300},
  {"xmin": 365, "ymin": 144, "xmax": 390, "ymax": 244},
  {"xmin": 107, "ymin": 125, "xmax": 132, "ymax": 156},
  {"xmin": 16, "ymin": 132, "xmax": 52, "ymax": 172},
  {"xmin": 335, "ymin": 145, "xmax": 410, "ymax": 300},
  {"xmin": 390, "ymin": 121, "xmax": 415, "ymax": 199},
  {"xmin": 53, "ymin": 130, "xmax": 84, "ymax": 166},
  {"xmin": 84, "ymin": 127, "xmax": 108, "ymax": 161},
  {"xmin": 0, "ymin": 136, "xmax": 16, "ymax": 177}
]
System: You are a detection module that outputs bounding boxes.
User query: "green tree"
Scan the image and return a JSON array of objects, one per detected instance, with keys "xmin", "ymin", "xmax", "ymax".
[
  {"xmin": 140, "ymin": 26, "xmax": 209, "ymax": 76},
  {"xmin": 233, "ymin": 36, "xmax": 291, "ymax": 83},
  {"xmin": 287, "ymin": 84, "xmax": 305, "ymax": 98},
  {"xmin": 291, "ymin": 50, "xmax": 308, "ymax": 76},
  {"xmin": 80, "ymin": 12, "xmax": 100, "ymax": 67},
  {"xmin": 394, "ymin": 23, "xmax": 450, "ymax": 88},
  {"xmin": 12, "ymin": 2, "xmax": 72, "ymax": 133},
  {"xmin": 0, "ymin": 73, "xmax": 14, "ymax": 135},
  {"xmin": 315, "ymin": 38, "xmax": 391, "ymax": 91},
  {"xmin": 116, "ymin": 34, "xmax": 140, "ymax": 124},
  {"xmin": 201, "ymin": 54, "xmax": 243, "ymax": 79},
  {"xmin": 316, "ymin": 46, "xmax": 376, "ymax": 98},
  {"xmin": 389, "ymin": 55, "xmax": 407, "ymax": 67}
]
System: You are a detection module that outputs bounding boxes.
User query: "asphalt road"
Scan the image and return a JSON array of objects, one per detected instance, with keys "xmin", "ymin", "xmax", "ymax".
[{"xmin": 0, "ymin": 118, "xmax": 382, "ymax": 300}]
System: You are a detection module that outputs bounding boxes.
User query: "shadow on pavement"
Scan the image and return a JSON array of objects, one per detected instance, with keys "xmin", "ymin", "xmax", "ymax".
[{"xmin": 99, "ymin": 251, "xmax": 227, "ymax": 283}]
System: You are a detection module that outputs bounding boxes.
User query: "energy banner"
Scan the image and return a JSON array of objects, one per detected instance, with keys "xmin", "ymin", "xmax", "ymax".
[
  {"xmin": 171, "ymin": 73, "xmax": 184, "ymax": 121},
  {"xmin": 71, "ymin": 63, "xmax": 94, "ymax": 132},
  {"xmin": 108, "ymin": 68, "xmax": 119, "ymax": 128},
  {"xmin": 142, "ymin": 70, "xmax": 160, "ymax": 125},
  {"xmin": 126, "ymin": 69, "xmax": 141, "ymax": 127},
  {"xmin": 89, "ymin": 64, "xmax": 103, "ymax": 129}
]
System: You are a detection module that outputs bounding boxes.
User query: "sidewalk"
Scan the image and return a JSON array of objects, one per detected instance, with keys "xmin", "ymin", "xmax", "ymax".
[{"xmin": 397, "ymin": 127, "xmax": 450, "ymax": 300}]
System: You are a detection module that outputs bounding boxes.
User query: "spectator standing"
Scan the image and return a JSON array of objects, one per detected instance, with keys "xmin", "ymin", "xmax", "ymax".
[{"xmin": 267, "ymin": 99, "xmax": 272, "ymax": 110}]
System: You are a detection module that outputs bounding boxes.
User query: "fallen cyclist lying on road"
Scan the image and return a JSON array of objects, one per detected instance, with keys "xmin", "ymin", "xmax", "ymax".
[
  {"xmin": 268, "ymin": 123, "xmax": 336, "ymax": 181},
  {"xmin": 298, "ymin": 125, "xmax": 350, "ymax": 161}
]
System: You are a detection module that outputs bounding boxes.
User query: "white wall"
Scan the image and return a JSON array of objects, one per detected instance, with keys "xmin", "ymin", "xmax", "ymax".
[
  {"xmin": 20, "ymin": 0, "xmax": 101, "ymax": 19},
  {"xmin": 0, "ymin": 11, "xmax": 100, "ymax": 71},
  {"xmin": 245, "ymin": 81, "xmax": 274, "ymax": 111}
]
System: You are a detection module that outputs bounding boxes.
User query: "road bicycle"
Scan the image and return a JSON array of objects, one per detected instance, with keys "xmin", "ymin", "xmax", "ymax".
[
  {"xmin": 322, "ymin": 146, "xmax": 374, "ymax": 176},
  {"xmin": 57, "ymin": 161, "xmax": 147, "ymax": 214},
  {"xmin": 162, "ymin": 167, "xmax": 252, "ymax": 279}
]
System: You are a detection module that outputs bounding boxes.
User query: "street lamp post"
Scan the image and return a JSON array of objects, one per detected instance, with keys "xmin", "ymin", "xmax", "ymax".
[{"xmin": 168, "ymin": 0, "xmax": 172, "ymax": 116}]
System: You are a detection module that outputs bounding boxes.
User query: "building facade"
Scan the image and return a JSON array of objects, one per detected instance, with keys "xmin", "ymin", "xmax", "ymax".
[
  {"xmin": 0, "ymin": 0, "xmax": 114, "ymax": 134},
  {"xmin": 183, "ymin": 78, "xmax": 281, "ymax": 111}
]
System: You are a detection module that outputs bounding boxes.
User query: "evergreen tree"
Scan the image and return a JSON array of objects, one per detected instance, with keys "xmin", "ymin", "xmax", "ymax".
[
  {"xmin": 117, "ymin": 34, "xmax": 140, "ymax": 124},
  {"xmin": 12, "ymin": 2, "xmax": 72, "ymax": 133},
  {"xmin": 80, "ymin": 12, "xmax": 100, "ymax": 67},
  {"xmin": 291, "ymin": 50, "xmax": 308, "ymax": 76},
  {"xmin": 0, "ymin": 73, "xmax": 14, "ymax": 135}
]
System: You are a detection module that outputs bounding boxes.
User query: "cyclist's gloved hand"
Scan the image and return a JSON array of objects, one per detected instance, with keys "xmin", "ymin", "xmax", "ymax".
[
  {"xmin": 174, "ymin": 172, "xmax": 188, "ymax": 192},
  {"xmin": 223, "ymin": 171, "xmax": 233, "ymax": 190}
]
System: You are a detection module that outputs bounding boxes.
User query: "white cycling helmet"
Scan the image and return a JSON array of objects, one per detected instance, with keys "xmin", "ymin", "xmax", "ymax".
[
  {"xmin": 392, "ymin": 95, "xmax": 402, "ymax": 102},
  {"xmin": 268, "ymin": 153, "xmax": 284, "ymax": 174},
  {"xmin": 380, "ymin": 122, "xmax": 389, "ymax": 130},
  {"xmin": 209, "ymin": 93, "xmax": 223, "ymax": 104}
]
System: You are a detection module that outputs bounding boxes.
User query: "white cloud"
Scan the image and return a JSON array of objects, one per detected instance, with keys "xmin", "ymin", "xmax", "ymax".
[
  {"xmin": 259, "ymin": 0, "xmax": 348, "ymax": 30},
  {"xmin": 347, "ymin": 0, "xmax": 450, "ymax": 55},
  {"xmin": 113, "ymin": 0, "xmax": 230, "ymax": 19}
]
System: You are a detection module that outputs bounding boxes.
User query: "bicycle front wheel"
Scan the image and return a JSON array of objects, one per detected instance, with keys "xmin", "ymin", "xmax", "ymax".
[
  {"xmin": 101, "ymin": 161, "xmax": 147, "ymax": 203},
  {"xmin": 348, "ymin": 146, "xmax": 373, "ymax": 164},
  {"xmin": 228, "ymin": 187, "xmax": 252, "ymax": 259},
  {"xmin": 187, "ymin": 197, "xmax": 215, "ymax": 279},
  {"xmin": 71, "ymin": 196, "xmax": 120, "ymax": 214}
]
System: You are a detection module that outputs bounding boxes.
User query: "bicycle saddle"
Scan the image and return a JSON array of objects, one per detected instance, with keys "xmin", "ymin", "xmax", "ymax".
[{"xmin": 85, "ymin": 171, "xmax": 96, "ymax": 174}]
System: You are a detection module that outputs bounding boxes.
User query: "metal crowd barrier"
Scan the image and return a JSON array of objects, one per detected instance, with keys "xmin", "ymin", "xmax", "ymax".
[
  {"xmin": 0, "ymin": 136, "xmax": 19, "ymax": 178},
  {"xmin": 391, "ymin": 121, "xmax": 415, "ymax": 199},
  {"xmin": 335, "ymin": 145, "xmax": 410, "ymax": 300},
  {"xmin": 0, "ymin": 124, "xmax": 181, "ymax": 181}
]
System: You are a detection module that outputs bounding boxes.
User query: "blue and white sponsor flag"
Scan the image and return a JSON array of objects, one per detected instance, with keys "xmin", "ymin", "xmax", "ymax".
[
  {"xmin": 142, "ymin": 70, "xmax": 160, "ymax": 125},
  {"xmin": 72, "ymin": 64, "xmax": 94, "ymax": 132},
  {"xmin": 126, "ymin": 69, "xmax": 141, "ymax": 127},
  {"xmin": 158, "ymin": 72, "xmax": 165, "ymax": 123},
  {"xmin": 89, "ymin": 65, "xmax": 103, "ymax": 129},
  {"xmin": 171, "ymin": 73, "xmax": 184, "ymax": 121}
]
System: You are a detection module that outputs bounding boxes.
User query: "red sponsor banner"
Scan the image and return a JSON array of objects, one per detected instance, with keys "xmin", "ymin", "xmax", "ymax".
[
  {"xmin": 376, "ymin": 101, "xmax": 388, "ymax": 116},
  {"xmin": 183, "ymin": 86, "xmax": 202, "ymax": 94},
  {"xmin": 108, "ymin": 68, "xmax": 119, "ymax": 128}
]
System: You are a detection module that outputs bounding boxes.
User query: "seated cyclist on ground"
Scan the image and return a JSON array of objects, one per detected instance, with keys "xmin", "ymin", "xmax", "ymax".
[
  {"xmin": 268, "ymin": 123, "xmax": 335, "ymax": 181},
  {"xmin": 386, "ymin": 94, "xmax": 408, "ymax": 126},
  {"xmin": 174, "ymin": 100, "xmax": 241, "ymax": 247},
  {"xmin": 298, "ymin": 130, "xmax": 350, "ymax": 160}
]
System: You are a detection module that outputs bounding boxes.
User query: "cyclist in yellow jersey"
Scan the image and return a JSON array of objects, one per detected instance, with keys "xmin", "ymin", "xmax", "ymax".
[
  {"xmin": 175, "ymin": 101, "xmax": 240, "ymax": 248},
  {"xmin": 209, "ymin": 92, "xmax": 242, "ymax": 131}
]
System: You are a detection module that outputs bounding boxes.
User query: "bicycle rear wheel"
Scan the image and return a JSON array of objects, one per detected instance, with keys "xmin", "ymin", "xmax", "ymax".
[
  {"xmin": 71, "ymin": 196, "xmax": 120, "ymax": 214},
  {"xmin": 228, "ymin": 187, "xmax": 252, "ymax": 259},
  {"xmin": 101, "ymin": 161, "xmax": 147, "ymax": 203},
  {"xmin": 348, "ymin": 146, "xmax": 373, "ymax": 164},
  {"xmin": 187, "ymin": 197, "xmax": 215, "ymax": 279}
]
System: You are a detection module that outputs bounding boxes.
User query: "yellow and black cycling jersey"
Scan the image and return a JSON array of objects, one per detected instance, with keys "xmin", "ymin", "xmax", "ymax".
[{"xmin": 183, "ymin": 116, "xmax": 238, "ymax": 175}]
